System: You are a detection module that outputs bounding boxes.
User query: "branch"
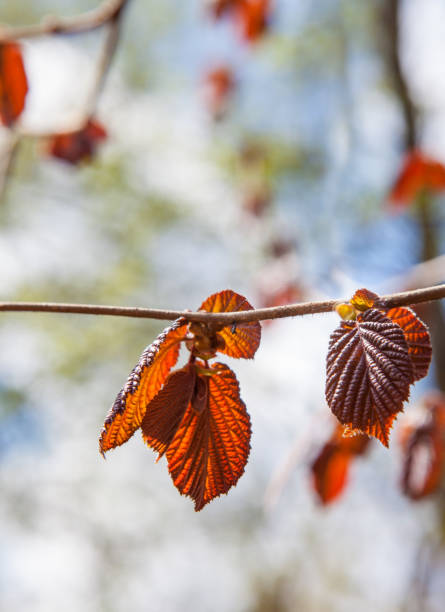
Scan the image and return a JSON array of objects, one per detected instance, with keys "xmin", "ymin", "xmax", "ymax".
[
  {"xmin": 385, "ymin": 0, "xmax": 417, "ymax": 149},
  {"xmin": 1, "ymin": 284, "xmax": 444, "ymax": 324},
  {"xmin": 86, "ymin": 2, "xmax": 127, "ymax": 116},
  {"xmin": 0, "ymin": 0, "xmax": 130, "ymax": 41}
]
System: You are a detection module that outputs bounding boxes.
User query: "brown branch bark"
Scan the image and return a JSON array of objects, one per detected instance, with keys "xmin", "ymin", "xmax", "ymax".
[
  {"xmin": 0, "ymin": 284, "xmax": 444, "ymax": 323},
  {"xmin": 0, "ymin": 0, "xmax": 130, "ymax": 41}
]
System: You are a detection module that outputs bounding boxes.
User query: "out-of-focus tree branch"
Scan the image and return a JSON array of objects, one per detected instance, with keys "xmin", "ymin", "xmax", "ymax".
[
  {"xmin": 384, "ymin": 0, "xmax": 417, "ymax": 150},
  {"xmin": 383, "ymin": 0, "xmax": 445, "ymax": 393},
  {"xmin": 0, "ymin": 0, "xmax": 130, "ymax": 41},
  {"xmin": 0, "ymin": 0, "xmax": 131, "ymax": 200}
]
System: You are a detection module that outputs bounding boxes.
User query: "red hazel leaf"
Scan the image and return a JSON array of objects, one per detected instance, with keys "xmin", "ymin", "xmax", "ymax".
[
  {"xmin": 141, "ymin": 364, "xmax": 197, "ymax": 457},
  {"xmin": 348, "ymin": 290, "xmax": 432, "ymax": 382},
  {"xmin": 99, "ymin": 318, "xmax": 187, "ymax": 455},
  {"xmin": 198, "ymin": 289, "xmax": 261, "ymax": 359},
  {"xmin": 235, "ymin": 0, "xmax": 271, "ymax": 43},
  {"xmin": 326, "ymin": 309, "xmax": 414, "ymax": 446},
  {"xmin": 311, "ymin": 443, "xmax": 351, "ymax": 505},
  {"xmin": 311, "ymin": 424, "xmax": 370, "ymax": 505},
  {"xmin": 0, "ymin": 42, "xmax": 28, "ymax": 127},
  {"xmin": 166, "ymin": 362, "xmax": 251, "ymax": 511},
  {"xmin": 47, "ymin": 118, "xmax": 107, "ymax": 165},
  {"xmin": 385, "ymin": 307, "xmax": 432, "ymax": 382},
  {"xmin": 100, "ymin": 289, "xmax": 260, "ymax": 510},
  {"xmin": 389, "ymin": 149, "xmax": 445, "ymax": 207}
]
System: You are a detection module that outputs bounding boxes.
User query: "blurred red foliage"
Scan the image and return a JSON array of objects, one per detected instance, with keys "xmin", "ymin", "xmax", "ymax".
[
  {"xmin": 389, "ymin": 149, "xmax": 445, "ymax": 207},
  {"xmin": 236, "ymin": 0, "xmax": 271, "ymax": 43},
  {"xmin": 399, "ymin": 392, "xmax": 445, "ymax": 500},
  {"xmin": 47, "ymin": 118, "xmax": 107, "ymax": 165},
  {"xmin": 0, "ymin": 42, "xmax": 28, "ymax": 127},
  {"xmin": 203, "ymin": 65, "xmax": 235, "ymax": 119},
  {"xmin": 311, "ymin": 424, "xmax": 370, "ymax": 505},
  {"xmin": 208, "ymin": 0, "xmax": 271, "ymax": 43}
]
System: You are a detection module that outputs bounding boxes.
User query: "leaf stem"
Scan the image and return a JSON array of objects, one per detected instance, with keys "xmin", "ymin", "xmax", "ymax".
[{"xmin": 0, "ymin": 284, "xmax": 444, "ymax": 324}]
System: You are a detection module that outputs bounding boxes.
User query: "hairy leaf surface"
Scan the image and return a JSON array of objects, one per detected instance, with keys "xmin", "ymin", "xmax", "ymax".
[
  {"xmin": 166, "ymin": 363, "xmax": 251, "ymax": 511},
  {"xmin": 199, "ymin": 289, "xmax": 261, "ymax": 359},
  {"xmin": 0, "ymin": 42, "xmax": 28, "ymax": 126},
  {"xmin": 99, "ymin": 318, "xmax": 187, "ymax": 455},
  {"xmin": 326, "ymin": 309, "xmax": 413, "ymax": 446}
]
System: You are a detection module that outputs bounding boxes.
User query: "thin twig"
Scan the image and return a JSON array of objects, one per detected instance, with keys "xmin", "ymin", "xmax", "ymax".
[
  {"xmin": 0, "ymin": 283, "xmax": 444, "ymax": 324},
  {"xmin": 0, "ymin": 0, "xmax": 130, "ymax": 41},
  {"xmin": 86, "ymin": 9, "xmax": 124, "ymax": 116},
  {"xmin": 0, "ymin": 132, "xmax": 19, "ymax": 202}
]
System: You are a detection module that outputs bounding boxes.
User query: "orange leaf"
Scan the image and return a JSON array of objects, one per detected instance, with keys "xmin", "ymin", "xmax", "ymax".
[
  {"xmin": 0, "ymin": 42, "xmax": 28, "ymax": 127},
  {"xmin": 166, "ymin": 363, "xmax": 251, "ymax": 511},
  {"xmin": 47, "ymin": 118, "xmax": 107, "ymax": 165},
  {"xmin": 326, "ymin": 309, "xmax": 414, "ymax": 446},
  {"xmin": 389, "ymin": 149, "xmax": 445, "ymax": 207},
  {"xmin": 350, "ymin": 288, "xmax": 379, "ymax": 311},
  {"xmin": 235, "ymin": 0, "xmax": 271, "ymax": 43},
  {"xmin": 141, "ymin": 364, "xmax": 196, "ymax": 457},
  {"xmin": 99, "ymin": 318, "xmax": 187, "ymax": 455},
  {"xmin": 311, "ymin": 443, "xmax": 352, "ymax": 505},
  {"xmin": 385, "ymin": 307, "xmax": 432, "ymax": 382},
  {"xmin": 199, "ymin": 289, "xmax": 261, "ymax": 359},
  {"xmin": 311, "ymin": 424, "xmax": 370, "ymax": 505}
]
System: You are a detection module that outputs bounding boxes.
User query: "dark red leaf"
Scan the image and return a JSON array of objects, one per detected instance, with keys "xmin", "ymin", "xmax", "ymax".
[
  {"xmin": 326, "ymin": 309, "xmax": 414, "ymax": 446},
  {"xmin": 0, "ymin": 42, "xmax": 28, "ymax": 127},
  {"xmin": 47, "ymin": 118, "xmax": 107, "ymax": 165}
]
